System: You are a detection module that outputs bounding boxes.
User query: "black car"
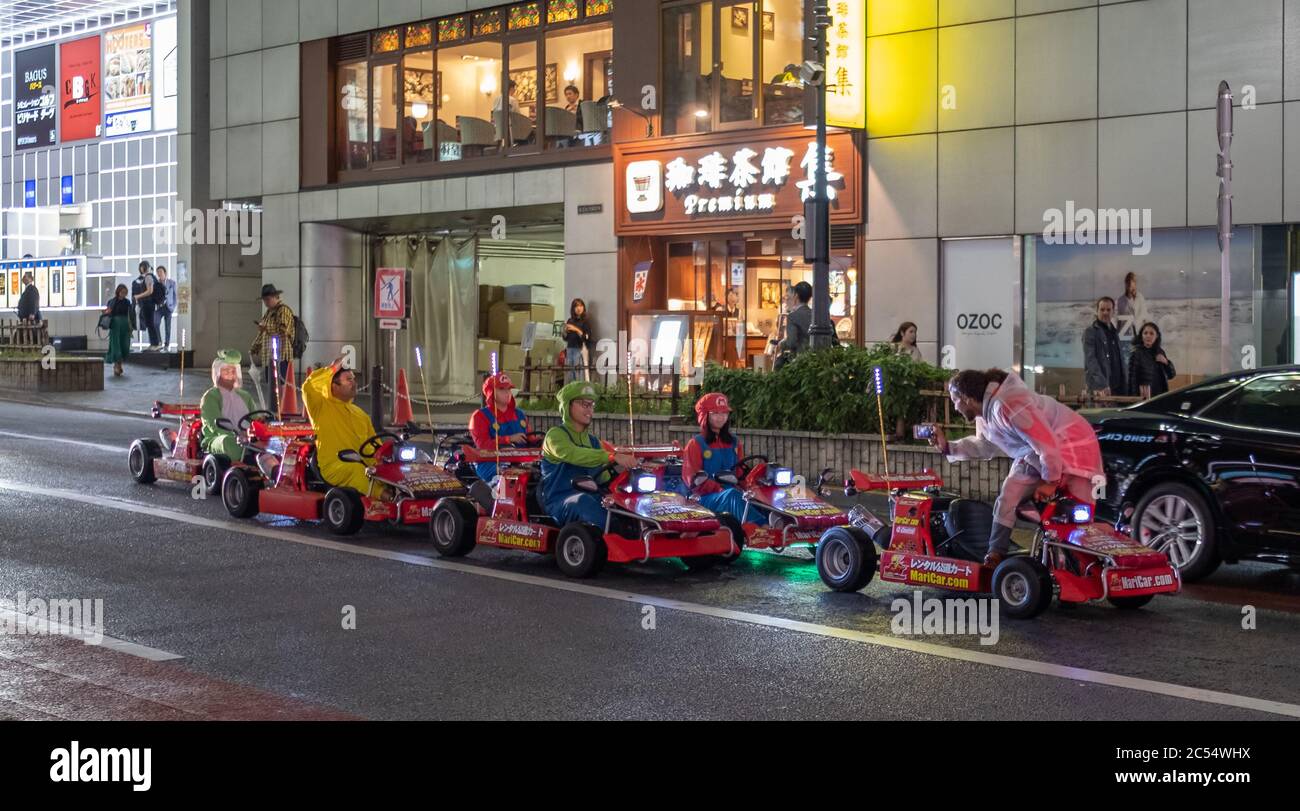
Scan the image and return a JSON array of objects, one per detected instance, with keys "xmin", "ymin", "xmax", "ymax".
[{"xmin": 1085, "ymin": 366, "xmax": 1300, "ymax": 580}]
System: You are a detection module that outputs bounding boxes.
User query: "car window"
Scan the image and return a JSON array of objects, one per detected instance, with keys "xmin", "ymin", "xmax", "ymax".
[
  {"xmin": 1138, "ymin": 376, "xmax": 1244, "ymax": 416},
  {"xmin": 1199, "ymin": 374, "xmax": 1300, "ymax": 434}
]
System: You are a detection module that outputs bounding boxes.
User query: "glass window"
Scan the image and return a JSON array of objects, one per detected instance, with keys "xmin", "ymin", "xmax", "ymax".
[
  {"xmin": 337, "ymin": 60, "xmax": 369, "ymax": 171},
  {"xmin": 717, "ymin": 2, "xmax": 756, "ymax": 126},
  {"xmin": 505, "ymin": 40, "xmax": 539, "ymax": 148},
  {"xmin": 1200, "ymin": 374, "xmax": 1300, "ymax": 433},
  {"xmin": 543, "ymin": 22, "xmax": 612, "ymax": 146},
  {"xmin": 473, "ymin": 9, "xmax": 504, "ymax": 37},
  {"xmin": 585, "ymin": 0, "xmax": 613, "ymax": 16},
  {"xmin": 761, "ymin": 0, "xmax": 804, "ymax": 125},
  {"xmin": 509, "ymin": 2, "xmax": 541, "ymax": 29},
  {"xmin": 373, "ymin": 27, "xmax": 400, "ymax": 53},
  {"xmin": 663, "ymin": 2, "xmax": 713, "ymax": 135},
  {"xmin": 437, "ymin": 39, "xmax": 505, "ymax": 161},
  {"xmin": 371, "ymin": 61, "xmax": 400, "ymax": 163},
  {"xmin": 403, "ymin": 49, "xmax": 435, "ymax": 163},
  {"xmin": 406, "ymin": 23, "xmax": 432, "ymax": 47},
  {"xmin": 438, "ymin": 16, "xmax": 467, "ymax": 42},
  {"xmin": 548, "ymin": 0, "xmax": 579, "ymax": 24}
]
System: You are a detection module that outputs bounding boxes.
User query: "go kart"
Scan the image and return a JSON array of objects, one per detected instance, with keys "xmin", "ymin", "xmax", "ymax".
[
  {"xmin": 221, "ymin": 429, "xmax": 468, "ymax": 535},
  {"xmin": 429, "ymin": 444, "xmax": 737, "ymax": 577},
  {"xmin": 128, "ymin": 402, "xmax": 287, "ymax": 496},
  {"xmin": 692, "ymin": 455, "xmax": 849, "ymax": 560},
  {"xmin": 825, "ymin": 469, "xmax": 1180, "ymax": 618}
]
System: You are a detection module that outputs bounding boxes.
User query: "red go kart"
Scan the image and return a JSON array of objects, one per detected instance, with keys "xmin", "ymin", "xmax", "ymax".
[
  {"xmin": 129, "ymin": 402, "xmax": 285, "ymax": 496},
  {"xmin": 222, "ymin": 430, "xmax": 467, "ymax": 535},
  {"xmin": 825, "ymin": 469, "xmax": 1181, "ymax": 618},
  {"xmin": 429, "ymin": 444, "xmax": 737, "ymax": 577}
]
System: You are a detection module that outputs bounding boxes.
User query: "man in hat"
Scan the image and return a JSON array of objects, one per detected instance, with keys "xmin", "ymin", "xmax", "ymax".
[
  {"xmin": 200, "ymin": 349, "xmax": 258, "ymax": 459},
  {"xmin": 303, "ymin": 356, "xmax": 387, "ymax": 498},
  {"xmin": 468, "ymin": 372, "xmax": 533, "ymax": 481},
  {"xmin": 540, "ymin": 380, "xmax": 637, "ymax": 526},
  {"xmin": 250, "ymin": 283, "xmax": 296, "ymax": 411}
]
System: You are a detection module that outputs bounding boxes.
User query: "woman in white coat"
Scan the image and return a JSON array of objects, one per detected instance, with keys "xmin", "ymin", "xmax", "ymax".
[{"xmin": 928, "ymin": 368, "xmax": 1105, "ymax": 565}]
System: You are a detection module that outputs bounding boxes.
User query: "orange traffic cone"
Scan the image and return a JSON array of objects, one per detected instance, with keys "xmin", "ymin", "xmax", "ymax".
[
  {"xmin": 279, "ymin": 359, "xmax": 300, "ymax": 416},
  {"xmin": 394, "ymin": 368, "xmax": 414, "ymax": 426}
]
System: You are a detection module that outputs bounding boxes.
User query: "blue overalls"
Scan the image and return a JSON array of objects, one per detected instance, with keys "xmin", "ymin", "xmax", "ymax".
[
  {"xmin": 691, "ymin": 435, "xmax": 752, "ymax": 520},
  {"xmin": 474, "ymin": 405, "xmax": 529, "ymax": 481},
  {"xmin": 540, "ymin": 427, "xmax": 610, "ymax": 527}
]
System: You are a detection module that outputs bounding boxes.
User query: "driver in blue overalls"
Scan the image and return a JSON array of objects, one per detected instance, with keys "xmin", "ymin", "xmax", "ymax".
[
  {"xmin": 468, "ymin": 372, "xmax": 532, "ymax": 481},
  {"xmin": 681, "ymin": 392, "xmax": 755, "ymax": 520},
  {"xmin": 540, "ymin": 380, "xmax": 636, "ymax": 526}
]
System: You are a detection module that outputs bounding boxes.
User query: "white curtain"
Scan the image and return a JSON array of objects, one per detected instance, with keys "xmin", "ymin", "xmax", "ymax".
[{"xmin": 377, "ymin": 235, "xmax": 478, "ymax": 401}]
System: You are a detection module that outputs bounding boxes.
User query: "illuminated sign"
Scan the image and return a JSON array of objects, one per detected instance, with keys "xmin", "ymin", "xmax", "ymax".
[{"xmin": 824, "ymin": 1, "xmax": 865, "ymax": 129}]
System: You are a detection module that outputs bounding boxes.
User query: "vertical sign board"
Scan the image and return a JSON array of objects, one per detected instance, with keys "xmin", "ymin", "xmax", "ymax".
[
  {"xmin": 64, "ymin": 260, "xmax": 80, "ymax": 308},
  {"xmin": 374, "ymin": 268, "xmax": 407, "ymax": 320},
  {"xmin": 31, "ymin": 262, "xmax": 49, "ymax": 312},
  {"xmin": 60, "ymin": 35, "xmax": 102, "ymax": 142},
  {"xmin": 7, "ymin": 266, "xmax": 21, "ymax": 309},
  {"xmin": 61, "ymin": 175, "xmax": 75, "ymax": 205},
  {"xmin": 47, "ymin": 260, "xmax": 63, "ymax": 308},
  {"xmin": 152, "ymin": 17, "xmax": 178, "ymax": 131},
  {"xmin": 14, "ymin": 44, "xmax": 58, "ymax": 150},
  {"xmin": 104, "ymin": 23, "xmax": 154, "ymax": 137},
  {"xmin": 824, "ymin": 2, "xmax": 865, "ymax": 130},
  {"xmin": 941, "ymin": 238, "xmax": 1018, "ymax": 370},
  {"xmin": 0, "ymin": 262, "xmax": 9, "ymax": 308},
  {"xmin": 24, "ymin": 180, "xmax": 37, "ymax": 207}
]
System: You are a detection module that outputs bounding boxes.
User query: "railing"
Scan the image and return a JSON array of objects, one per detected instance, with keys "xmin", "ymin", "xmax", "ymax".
[
  {"xmin": 517, "ymin": 358, "xmax": 687, "ymax": 417},
  {"xmin": 0, "ymin": 319, "xmax": 49, "ymax": 349}
]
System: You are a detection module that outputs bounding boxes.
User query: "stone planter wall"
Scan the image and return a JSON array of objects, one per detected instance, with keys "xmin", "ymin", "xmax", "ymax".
[
  {"xmin": 0, "ymin": 358, "xmax": 105, "ymax": 392},
  {"xmin": 525, "ymin": 413, "xmax": 1012, "ymax": 501}
]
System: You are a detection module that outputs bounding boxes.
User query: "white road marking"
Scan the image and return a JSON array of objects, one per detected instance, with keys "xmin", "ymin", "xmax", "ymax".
[
  {"xmin": 0, "ymin": 429, "xmax": 123, "ymax": 454},
  {"xmin": 1, "ymin": 478, "xmax": 1298, "ymax": 719},
  {"xmin": 0, "ymin": 602, "xmax": 183, "ymax": 662}
]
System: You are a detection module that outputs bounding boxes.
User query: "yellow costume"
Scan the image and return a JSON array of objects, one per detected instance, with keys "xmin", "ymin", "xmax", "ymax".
[{"xmin": 303, "ymin": 364, "xmax": 379, "ymax": 495}]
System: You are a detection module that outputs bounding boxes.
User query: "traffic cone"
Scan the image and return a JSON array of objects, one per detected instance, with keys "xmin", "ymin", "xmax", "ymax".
[
  {"xmin": 394, "ymin": 367, "xmax": 414, "ymax": 426},
  {"xmin": 279, "ymin": 359, "xmax": 300, "ymax": 416}
]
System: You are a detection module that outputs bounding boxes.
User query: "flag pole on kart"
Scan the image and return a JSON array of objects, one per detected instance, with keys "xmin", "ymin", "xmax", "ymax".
[
  {"xmin": 272, "ymin": 336, "xmax": 282, "ymax": 422},
  {"xmin": 872, "ymin": 365, "xmax": 891, "ymax": 492},
  {"xmin": 179, "ymin": 328, "xmax": 186, "ymax": 400},
  {"xmin": 490, "ymin": 351, "xmax": 501, "ymax": 480},
  {"xmin": 625, "ymin": 351, "xmax": 635, "ymax": 449},
  {"xmin": 415, "ymin": 345, "xmax": 434, "ymax": 435}
]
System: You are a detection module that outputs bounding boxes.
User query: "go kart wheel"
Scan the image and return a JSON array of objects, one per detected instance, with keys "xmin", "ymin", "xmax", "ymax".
[
  {"xmin": 202, "ymin": 454, "xmax": 230, "ymax": 497},
  {"xmin": 992, "ymin": 557, "xmax": 1053, "ymax": 619},
  {"xmin": 1108, "ymin": 594, "xmax": 1155, "ymax": 610},
  {"xmin": 429, "ymin": 499, "xmax": 478, "ymax": 557},
  {"xmin": 222, "ymin": 467, "xmax": 260, "ymax": 518},
  {"xmin": 554, "ymin": 523, "xmax": 606, "ymax": 578},
  {"xmin": 683, "ymin": 513, "xmax": 746, "ymax": 571},
  {"xmin": 1132, "ymin": 482, "xmax": 1219, "ymax": 581},
  {"xmin": 323, "ymin": 488, "xmax": 365, "ymax": 536},
  {"xmin": 816, "ymin": 526, "xmax": 877, "ymax": 592},
  {"xmin": 128, "ymin": 439, "xmax": 160, "ymax": 484}
]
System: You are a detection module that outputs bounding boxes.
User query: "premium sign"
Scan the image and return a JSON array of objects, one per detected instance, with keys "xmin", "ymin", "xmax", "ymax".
[
  {"xmin": 60, "ymin": 35, "xmax": 102, "ymax": 142},
  {"xmin": 14, "ymin": 45, "xmax": 58, "ymax": 150},
  {"xmin": 615, "ymin": 128, "xmax": 861, "ymax": 235},
  {"xmin": 104, "ymin": 22, "xmax": 153, "ymax": 137},
  {"xmin": 824, "ymin": 1, "xmax": 865, "ymax": 129}
]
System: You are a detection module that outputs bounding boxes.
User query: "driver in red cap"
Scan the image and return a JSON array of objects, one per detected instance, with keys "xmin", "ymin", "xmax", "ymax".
[
  {"xmin": 468, "ymin": 372, "xmax": 533, "ymax": 481},
  {"xmin": 681, "ymin": 392, "xmax": 753, "ymax": 520}
]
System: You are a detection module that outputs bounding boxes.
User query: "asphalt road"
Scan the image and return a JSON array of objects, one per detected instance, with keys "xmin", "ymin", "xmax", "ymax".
[{"xmin": 1, "ymin": 400, "xmax": 1298, "ymax": 720}]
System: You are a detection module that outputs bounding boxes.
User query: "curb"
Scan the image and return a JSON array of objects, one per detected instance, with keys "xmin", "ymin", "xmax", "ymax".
[{"xmin": 0, "ymin": 390, "xmax": 155, "ymax": 420}]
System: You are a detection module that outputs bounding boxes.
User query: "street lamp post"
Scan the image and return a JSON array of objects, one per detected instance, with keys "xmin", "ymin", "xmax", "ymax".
[{"xmin": 808, "ymin": 4, "xmax": 834, "ymax": 349}]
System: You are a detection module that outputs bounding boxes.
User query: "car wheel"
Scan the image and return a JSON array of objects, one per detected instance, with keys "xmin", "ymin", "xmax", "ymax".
[
  {"xmin": 222, "ymin": 467, "xmax": 260, "ymax": 518},
  {"xmin": 202, "ymin": 454, "xmax": 230, "ymax": 497},
  {"xmin": 1108, "ymin": 594, "xmax": 1155, "ymax": 610},
  {"xmin": 429, "ymin": 499, "xmax": 478, "ymax": 557},
  {"xmin": 323, "ymin": 488, "xmax": 365, "ymax": 536},
  {"xmin": 128, "ymin": 439, "xmax": 160, "ymax": 484},
  {"xmin": 1133, "ymin": 483, "xmax": 1220, "ymax": 581},
  {"xmin": 816, "ymin": 526, "xmax": 878, "ymax": 592},
  {"xmin": 992, "ymin": 557, "xmax": 1053, "ymax": 619},
  {"xmin": 554, "ymin": 522, "xmax": 606, "ymax": 578}
]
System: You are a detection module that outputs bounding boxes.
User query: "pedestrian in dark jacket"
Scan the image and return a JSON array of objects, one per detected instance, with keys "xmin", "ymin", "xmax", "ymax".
[
  {"xmin": 1127, "ymin": 321, "xmax": 1175, "ymax": 399},
  {"xmin": 563, "ymin": 298, "xmax": 592, "ymax": 383},
  {"xmin": 1082, "ymin": 296, "xmax": 1126, "ymax": 395},
  {"xmin": 772, "ymin": 281, "xmax": 812, "ymax": 369},
  {"xmin": 16, "ymin": 272, "xmax": 40, "ymax": 323}
]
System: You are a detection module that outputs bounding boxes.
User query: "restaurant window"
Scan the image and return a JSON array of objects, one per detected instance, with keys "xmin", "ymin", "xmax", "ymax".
[
  {"xmin": 403, "ymin": 47, "xmax": 435, "ymax": 163},
  {"xmin": 505, "ymin": 39, "xmax": 539, "ymax": 150},
  {"xmin": 662, "ymin": 1, "xmax": 804, "ymax": 135},
  {"xmin": 337, "ymin": 58, "xmax": 369, "ymax": 170},
  {"xmin": 543, "ymin": 21, "xmax": 613, "ymax": 146},
  {"xmin": 437, "ymin": 38, "xmax": 505, "ymax": 161},
  {"xmin": 370, "ymin": 61, "xmax": 400, "ymax": 163}
]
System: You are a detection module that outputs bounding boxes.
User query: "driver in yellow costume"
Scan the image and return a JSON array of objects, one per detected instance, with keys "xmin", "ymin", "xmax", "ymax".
[{"xmin": 302, "ymin": 358, "xmax": 388, "ymax": 499}]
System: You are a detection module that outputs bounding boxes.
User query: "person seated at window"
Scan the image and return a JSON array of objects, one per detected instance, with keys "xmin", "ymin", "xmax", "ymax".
[
  {"xmin": 540, "ymin": 381, "xmax": 636, "ymax": 526},
  {"xmin": 468, "ymin": 372, "xmax": 533, "ymax": 481},
  {"xmin": 492, "ymin": 80, "xmax": 520, "ymax": 114},
  {"xmin": 303, "ymin": 358, "xmax": 389, "ymax": 500},
  {"xmin": 200, "ymin": 349, "xmax": 258, "ymax": 460},
  {"xmin": 563, "ymin": 84, "xmax": 581, "ymax": 114}
]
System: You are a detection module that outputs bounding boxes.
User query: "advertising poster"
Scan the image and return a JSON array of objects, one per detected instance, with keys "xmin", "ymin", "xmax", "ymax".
[
  {"xmin": 60, "ymin": 35, "xmax": 102, "ymax": 142},
  {"xmin": 14, "ymin": 44, "xmax": 58, "ymax": 150},
  {"xmin": 104, "ymin": 22, "xmax": 153, "ymax": 137},
  {"xmin": 153, "ymin": 16, "xmax": 178, "ymax": 131},
  {"xmin": 48, "ymin": 262, "xmax": 64, "ymax": 308},
  {"xmin": 942, "ymin": 238, "xmax": 1018, "ymax": 371},
  {"xmin": 32, "ymin": 262, "xmax": 50, "ymax": 310},
  {"xmin": 64, "ymin": 262, "xmax": 80, "ymax": 308},
  {"xmin": 8, "ymin": 268, "xmax": 21, "ymax": 308}
]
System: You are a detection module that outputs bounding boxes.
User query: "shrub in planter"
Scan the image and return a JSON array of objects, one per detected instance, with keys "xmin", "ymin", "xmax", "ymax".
[{"xmin": 697, "ymin": 344, "xmax": 951, "ymax": 435}]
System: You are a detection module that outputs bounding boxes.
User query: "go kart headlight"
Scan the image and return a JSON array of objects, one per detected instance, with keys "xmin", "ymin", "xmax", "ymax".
[
  {"xmin": 397, "ymin": 445, "xmax": 418, "ymax": 462},
  {"xmin": 1071, "ymin": 502, "xmax": 1093, "ymax": 524},
  {"xmin": 771, "ymin": 467, "xmax": 794, "ymax": 487},
  {"xmin": 635, "ymin": 472, "xmax": 658, "ymax": 493}
]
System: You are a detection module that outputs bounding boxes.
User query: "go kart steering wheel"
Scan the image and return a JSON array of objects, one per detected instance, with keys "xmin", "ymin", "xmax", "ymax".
[
  {"xmin": 238, "ymin": 410, "xmax": 276, "ymax": 431},
  {"xmin": 736, "ymin": 454, "xmax": 769, "ymax": 479},
  {"xmin": 360, "ymin": 432, "xmax": 403, "ymax": 457}
]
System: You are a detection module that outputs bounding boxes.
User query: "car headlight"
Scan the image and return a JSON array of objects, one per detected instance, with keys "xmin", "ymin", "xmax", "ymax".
[
  {"xmin": 1071, "ymin": 502, "xmax": 1093, "ymax": 524},
  {"xmin": 398, "ymin": 445, "xmax": 417, "ymax": 462},
  {"xmin": 635, "ymin": 473, "xmax": 657, "ymax": 493},
  {"xmin": 771, "ymin": 467, "xmax": 794, "ymax": 487}
]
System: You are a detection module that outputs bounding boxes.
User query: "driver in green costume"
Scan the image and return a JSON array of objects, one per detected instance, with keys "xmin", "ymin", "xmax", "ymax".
[{"xmin": 200, "ymin": 349, "xmax": 259, "ymax": 459}]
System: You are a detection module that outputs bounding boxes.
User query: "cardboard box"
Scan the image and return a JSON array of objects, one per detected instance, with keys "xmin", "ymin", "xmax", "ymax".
[
  {"xmin": 504, "ymin": 284, "xmax": 555, "ymax": 307},
  {"xmin": 478, "ymin": 284, "xmax": 505, "ymax": 312},
  {"xmin": 530, "ymin": 337, "xmax": 564, "ymax": 366},
  {"xmin": 476, "ymin": 338, "xmax": 501, "ymax": 372},
  {"xmin": 500, "ymin": 343, "xmax": 527, "ymax": 373},
  {"xmin": 491, "ymin": 302, "xmax": 554, "ymax": 344},
  {"xmin": 487, "ymin": 301, "xmax": 514, "ymax": 343}
]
